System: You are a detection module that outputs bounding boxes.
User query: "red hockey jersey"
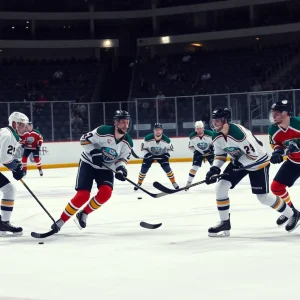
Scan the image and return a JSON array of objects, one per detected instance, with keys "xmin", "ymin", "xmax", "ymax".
[
  {"xmin": 268, "ymin": 117, "xmax": 300, "ymax": 164},
  {"xmin": 19, "ymin": 129, "xmax": 43, "ymax": 150}
]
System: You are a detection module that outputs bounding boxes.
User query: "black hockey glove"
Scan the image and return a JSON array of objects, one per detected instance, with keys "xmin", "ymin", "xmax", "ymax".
[
  {"xmin": 270, "ymin": 148, "xmax": 284, "ymax": 164},
  {"xmin": 115, "ymin": 166, "xmax": 127, "ymax": 181},
  {"xmin": 205, "ymin": 166, "xmax": 221, "ymax": 185},
  {"xmin": 90, "ymin": 149, "xmax": 104, "ymax": 167},
  {"xmin": 162, "ymin": 152, "xmax": 170, "ymax": 159},
  {"xmin": 12, "ymin": 161, "xmax": 24, "ymax": 181},
  {"xmin": 231, "ymin": 158, "xmax": 243, "ymax": 169},
  {"xmin": 36, "ymin": 145, "xmax": 40, "ymax": 152},
  {"xmin": 21, "ymin": 144, "xmax": 25, "ymax": 148},
  {"xmin": 144, "ymin": 152, "xmax": 153, "ymax": 160}
]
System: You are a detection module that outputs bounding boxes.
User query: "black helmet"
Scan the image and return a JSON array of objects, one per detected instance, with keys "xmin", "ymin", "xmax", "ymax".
[
  {"xmin": 113, "ymin": 110, "xmax": 131, "ymax": 121},
  {"xmin": 270, "ymin": 100, "xmax": 292, "ymax": 115},
  {"xmin": 211, "ymin": 108, "xmax": 231, "ymax": 122},
  {"xmin": 153, "ymin": 123, "xmax": 163, "ymax": 129}
]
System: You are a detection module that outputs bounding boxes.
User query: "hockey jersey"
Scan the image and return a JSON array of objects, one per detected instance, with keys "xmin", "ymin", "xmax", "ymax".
[
  {"xmin": 80, "ymin": 125, "xmax": 133, "ymax": 170},
  {"xmin": 0, "ymin": 126, "xmax": 20, "ymax": 165},
  {"xmin": 141, "ymin": 133, "xmax": 173, "ymax": 157},
  {"xmin": 19, "ymin": 129, "xmax": 43, "ymax": 150},
  {"xmin": 212, "ymin": 123, "xmax": 268, "ymax": 171},
  {"xmin": 188, "ymin": 130, "xmax": 214, "ymax": 154},
  {"xmin": 268, "ymin": 116, "xmax": 300, "ymax": 164}
]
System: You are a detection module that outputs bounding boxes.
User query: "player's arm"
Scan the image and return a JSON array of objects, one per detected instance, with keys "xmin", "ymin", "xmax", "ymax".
[
  {"xmin": 188, "ymin": 139, "xmax": 195, "ymax": 152},
  {"xmin": 38, "ymin": 132, "xmax": 43, "ymax": 147},
  {"xmin": 80, "ymin": 127, "xmax": 99, "ymax": 152},
  {"xmin": 268, "ymin": 127, "xmax": 284, "ymax": 164},
  {"xmin": 114, "ymin": 140, "xmax": 133, "ymax": 181},
  {"xmin": 0, "ymin": 134, "xmax": 23, "ymax": 180}
]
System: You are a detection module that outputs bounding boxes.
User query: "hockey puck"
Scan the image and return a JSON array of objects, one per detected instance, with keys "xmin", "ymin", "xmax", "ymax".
[
  {"xmin": 38, "ymin": 242, "xmax": 44, "ymax": 245},
  {"xmin": 138, "ymin": 197, "xmax": 142, "ymax": 200}
]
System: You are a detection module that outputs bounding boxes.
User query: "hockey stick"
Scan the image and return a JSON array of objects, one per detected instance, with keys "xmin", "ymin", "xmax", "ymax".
[
  {"xmin": 153, "ymin": 158, "xmax": 270, "ymax": 194},
  {"xmin": 153, "ymin": 174, "xmax": 225, "ymax": 194},
  {"xmin": 20, "ymin": 179, "xmax": 59, "ymax": 238},
  {"xmin": 131, "ymin": 149, "xmax": 163, "ymax": 160},
  {"xmin": 102, "ymin": 163, "xmax": 168, "ymax": 198},
  {"xmin": 140, "ymin": 221, "xmax": 162, "ymax": 229}
]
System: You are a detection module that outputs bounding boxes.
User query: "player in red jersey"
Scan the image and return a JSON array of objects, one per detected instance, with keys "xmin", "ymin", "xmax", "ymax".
[
  {"xmin": 19, "ymin": 122, "xmax": 43, "ymax": 176},
  {"xmin": 269, "ymin": 99, "xmax": 300, "ymax": 227}
]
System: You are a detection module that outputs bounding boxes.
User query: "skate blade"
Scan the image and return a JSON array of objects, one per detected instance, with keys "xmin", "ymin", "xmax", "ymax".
[
  {"xmin": 73, "ymin": 218, "xmax": 83, "ymax": 230},
  {"xmin": 0, "ymin": 231, "xmax": 23, "ymax": 237},
  {"xmin": 208, "ymin": 230, "xmax": 230, "ymax": 237},
  {"xmin": 286, "ymin": 220, "xmax": 300, "ymax": 232}
]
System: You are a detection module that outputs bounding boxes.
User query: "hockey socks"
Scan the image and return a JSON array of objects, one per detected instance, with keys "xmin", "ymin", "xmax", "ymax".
[
  {"xmin": 271, "ymin": 180, "xmax": 294, "ymax": 207},
  {"xmin": 187, "ymin": 165, "xmax": 200, "ymax": 184}
]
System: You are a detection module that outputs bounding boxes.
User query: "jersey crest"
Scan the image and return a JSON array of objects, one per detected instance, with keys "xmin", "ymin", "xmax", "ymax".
[
  {"xmin": 150, "ymin": 146, "xmax": 163, "ymax": 155},
  {"xmin": 101, "ymin": 147, "xmax": 118, "ymax": 162},
  {"xmin": 26, "ymin": 136, "xmax": 35, "ymax": 144},
  {"xmin": 223, "ymin": 147, "xmax": 242, "ymax": 158},
  {"xmin": 197, "ymin": 142, "xmax": 208, "ymax": 150}
]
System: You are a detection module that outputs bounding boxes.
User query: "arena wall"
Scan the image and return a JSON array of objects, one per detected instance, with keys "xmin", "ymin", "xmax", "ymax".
[{"xmin": 0, "ymin": 135, "xmax": 274, "ymax": 171}]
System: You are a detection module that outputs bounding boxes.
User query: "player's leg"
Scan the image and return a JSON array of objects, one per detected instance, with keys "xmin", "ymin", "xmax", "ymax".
[
  {"xmin": 270, "ymin": 160, "xmax": 300, "ymax": 226},
  {"xmin": 185, "ymin": 153, "xmax": 203, "ymax": 190},
  {"xmin": 0, "ymin": 173, "xmax": 21, "ymax": 236},
  {"xmin": 134, "ymin": 158, "xmax": 153, "ymax": 191},
  {"xmin": 51, "ymin": 160, "xmax": 93, "ymax": 231},
  {"xmin": 21, "ymin": 149, "xmax": 31, "ymax": 176},
  {"xmin": 250, "ymin": 164, "xmax": 299, "ymax": 232},
  {"xmin": 76, "ymin": 169, "xmax": 114, "ymax": 228},
  {"xmin": 208, "ymin": 163, "xmax": 248, "ymax": 237},
  {"xmin": 159, "ymin": 158, "xmax": 179, "ymax": 189},
  {"xmin": 207, "ymin": 154, "xmax": 214, "ymax": 166},
  {"xmin": 33, "ymin": 148, "xmax": 43, "ymax": 176}
]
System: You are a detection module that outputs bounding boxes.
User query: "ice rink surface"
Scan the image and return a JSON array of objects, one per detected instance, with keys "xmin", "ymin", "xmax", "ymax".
[{"xmin": 1, "ymin": 162, "xmax": 300, "ymax": 300}]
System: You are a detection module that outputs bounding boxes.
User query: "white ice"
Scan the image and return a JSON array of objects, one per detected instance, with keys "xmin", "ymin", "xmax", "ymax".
[{"xmin": 0, "ymin": 162, "xmax": 300, "ymax": 300}]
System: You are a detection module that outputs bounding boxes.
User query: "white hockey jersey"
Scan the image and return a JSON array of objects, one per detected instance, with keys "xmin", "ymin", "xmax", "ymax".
[
  {"xmin": 80, "ymin": 125, "xmax": 133, "ymax": 170},
  {"xmin": 141, "ymin": 133, "xmax": 173, "ymax": 157},
  {"xmin": 188, "ymin": 129, "xmax": 214, "ymax": 154},
  {"xmin": 212, "ymin": 123, "xmax": 268, "ymax": 171},
  {"xmin": 0, "ymin": 126, "xmax": 21, "ymax": 165}
]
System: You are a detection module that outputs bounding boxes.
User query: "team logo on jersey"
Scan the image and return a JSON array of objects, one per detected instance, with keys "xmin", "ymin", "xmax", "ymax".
[
  {"xmin": 26, "ymin": 136, "xmax": 35, "ymax": 144},
  {"xmin": 223, "ymin": 147, "xmax": 242, "ymax": 158},
  {"xmin": 150, "ymin": 146, "xmax": 162, "ymax": 155},
  {"xmin": 197, "ymin": 142, "xmax": 208, "ymax": 150},
  {"xmin": 283, "ymin": 139, "xmax": 300, "ymax": 153},
  {"xmin": 101, "ymin": 147, "xmax": 118, "ymax": 162}
]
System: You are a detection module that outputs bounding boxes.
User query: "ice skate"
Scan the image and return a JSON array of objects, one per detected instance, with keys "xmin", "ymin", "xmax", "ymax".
[
  {"xmin": 208, "ymin": 217, "xmax": 231, "ymax": 237},
  {"xmin": 172, "ymin": 182, "xmax": 179, "ymax": 190},
  {"xmin": 276, "ymin": 215, "xmax": 289, "ymax": 227},
  {"xmin": 51, "ymin": 218, "xmax": 65, "ymax": 232},
  {"xmin": 39, "ymin": 169, "xmax": 43, "ymax": 176},
  {"xmin": 74, "ymin": 210, "xmax": 88, "ymax": 229},
  {"xmin": 0, "ymin": 216, "xmax": 23, "ymax": 237},
  {"xmin": 185, "ymin": 182, "xmax": 192, "ymax": 191},
  {"xmin": 285, "ymin": 210, "xmax": 300, "ymax": 232},
  {"xmin": 134, "ymin": 183, "xmax": 141, "ymax": 191}
]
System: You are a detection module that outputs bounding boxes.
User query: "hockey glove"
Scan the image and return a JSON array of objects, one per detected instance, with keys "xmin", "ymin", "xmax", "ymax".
[
  {"xmin": 205, "ymin": 166, "xmax": 221, "ymax": 185},
  {"xmin": 270, "ymin": 148, "xmax": 284, "ymax": 164},
  {"xmin": 162, "ymin": 152, "xmax": 170, "ymax": 159},
  {"xmin": 90, "ymin": 149, "xmax": 104, "ymax": 167},
  {"xmin": 144, "ymin": 152, "xmax": 153, "ymax": 160},
  {"xmin": 231, "ymin": 158, "xmax": 243, "ymax": 169},
  {"xmin": 12, "ymin": 161, "xmax": 24, "ymax": 181},
  {"xmin": 115, "ymin": 166, "xmax": 127, "ymax": 181}
]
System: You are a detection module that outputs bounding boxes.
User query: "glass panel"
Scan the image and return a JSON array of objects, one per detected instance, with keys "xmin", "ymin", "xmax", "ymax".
[
  {"xmin": 0, "ymin": 103, "xmax": 8, "ymax": 128},
  {"xmin": 104, "ymin": 102, "xmax": 121, "ymax": 125},
  {"xmin": 136, "ymin": 98, "xmax": 157, "ymax": 137},
  {"xmin": 89, "ymin": 103, "xmax": 104, "ymax": 131},
  {"xmin": 177, "ymin": 96, "xmax": 193, "ymax": 136},
  {"xmin": 194, "ymin": 95, "xmax": 210, "ymax": 130},
  {"xmin": 249, "ymin": 92, "xmax": 276, "ymax": 134},
  {"xmin": 31, "ymin": 102, "xmax": 53, "ymax": 142},
  {"xmin": 9, "ymin": 102, "xmax": 31, "ymax": 121},
  {"xmin": 228, "ymin": 93, "xmax": 248, "ymax": 128},
  {"xmin": 70, "ymin": 102, "xmax": 88, "ymax": 141},
  {"xmin": 157, "ymin": 97, "xmax": 176, "ymax": 137},
  {"xmin": 121, "ymin": 101, "xmax": 137, "ymax": 139},
  {"xmin": 211, "ymin": 94, "xmax": 229, "ymax": 111},
  {"xmin": 52, "ymin": 102, "xmax": 71, "ymax": 141}
]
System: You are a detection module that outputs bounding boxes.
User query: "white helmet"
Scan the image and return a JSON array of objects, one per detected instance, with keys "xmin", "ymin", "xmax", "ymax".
[
  {"xmin": 195, "ymin": 121, "xmax": 204, "ymax": 129},
  {"xmin": 8, "ymin": 112, "xmax": 29, "ymax": 126}
]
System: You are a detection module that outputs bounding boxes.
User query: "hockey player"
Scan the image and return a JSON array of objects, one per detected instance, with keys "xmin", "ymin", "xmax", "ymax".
[
  {"xmin": 186, "ymin": 121, "xmax": 214, "ymax": 189},
  {"xmin": 51, "ymin": 110, "xmax": 133, "ymax": 232},
  {"xmin": 134, "ymin": 123, "xmax": 179, "ymax": 191},
  {"xmin": 205, "ymin": 107, "xmax": 300, "ymax": 237},
  {"xmin": 19, "ymin": 122, "xmax": 43, "ymax": 176},
  {"xmin": 0, "ymin": 112, "xmax": 28, "ymax": 236},
  {"xmin": 268, "ymin": 99, "xmax": 300, "ymax": 226}
]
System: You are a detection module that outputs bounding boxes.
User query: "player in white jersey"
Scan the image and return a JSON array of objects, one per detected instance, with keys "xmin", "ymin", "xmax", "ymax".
[
  {"xmin": 205, "ymin": 108, "xmax": 300, "ymax": 236},
  {"xmin": 185, "ymin": 121, "xmax": 214, "ymax": 190},
  {"xmin": 134, "ymin": 123, "xmax": 179, "ymax": 190},
  {"xmin": 52, "ymin": 110, "xmax": 133, "ymax": 232},
  {"xmin": 0, "ymin": 112, "xmax": 28, "ymax": 236}
]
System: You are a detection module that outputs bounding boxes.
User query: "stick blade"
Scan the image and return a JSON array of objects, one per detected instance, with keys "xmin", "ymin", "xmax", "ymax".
[
  {"xmin": 153, "ymin": 181, "xmax": 177, "ymax": 193},
  {"xmin": 140, "ymin": 221, "xmax": 162, "ymax": 229},
  {"xmin": 31, "ymin": 229, "xmax": 56, "ymax": 239}
]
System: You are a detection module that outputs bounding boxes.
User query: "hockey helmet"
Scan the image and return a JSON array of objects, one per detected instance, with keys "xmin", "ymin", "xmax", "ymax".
[
  {"xmin": 270, "ymin": 99, "xmax": 292, "ymax": 115},
  {"xmin": 9, "ymin": 112, "xmax": 29, "ymax": 127},
  {"xmin": 211, "ymin": 108, "xmax": 232, "ymax": 122},
  {"xmin": 153, "ymin": 123, "xmax": 163, "ymax": 130},
  {"xmin": 113, "ymin": 110, "xmax": 131, "ymax": 121},
  {"xmin": 195, "ymin": 121, "xmax": 204, "ymax": 128}
]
